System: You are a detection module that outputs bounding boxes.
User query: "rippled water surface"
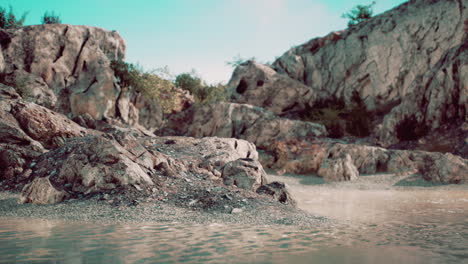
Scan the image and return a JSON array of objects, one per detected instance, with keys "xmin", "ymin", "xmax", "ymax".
[{"xmin": 1, "ymin": 174, "xmax": 467, "ymax": 264}]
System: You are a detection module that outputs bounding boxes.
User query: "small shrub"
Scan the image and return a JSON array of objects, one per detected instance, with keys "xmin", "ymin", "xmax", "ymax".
[
  {"xmin": 175, "ymin": 72, "xmax": 226, "ymax": 104},
  {"xmin": 225, "ymin": 54, "xmax": 256, "ymax": 68},
  {"xmin": 0, "ymin": 6, "xmax": 27, "ymax": 29},
  {"xmin": 111, "ymin": 60, "xmax": 179, "ymax": 113},
  {"xmin": 396, "ymin": 116, "xmax": 429, "ymax": 141},
  {"xmin": 342, "ymin": 1, "xmax": 375, "ymax": 27},
  {"xmin": 42, "ymin": 11, "xmax": 61, "ymax": 24}
]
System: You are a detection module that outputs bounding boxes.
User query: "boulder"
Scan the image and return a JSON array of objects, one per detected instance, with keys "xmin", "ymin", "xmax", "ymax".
[
  {"xmin": 21, "ymin": 136, "xmax": 154, "ymax": 201},
  {"xmin": 318, "ymin": 154, "xmax": 359, "ymax": 181},
  {"xmin": 12, "ymin": 101, "xmax": 86, "ymax": 148},
  {"xmin": 222, "ymin": 158, "xmax": 267, "ymax": 191},
  {"xmin": 20, "ymin": 177, "xmax": 69, "ymax": 205},
  {"xmin": 256, "ymin": 181, "xmax": 296, "ymax": 205},
  {"xmin": 421, "ymin": 153, "xmax": 468, "ymax": 184}
]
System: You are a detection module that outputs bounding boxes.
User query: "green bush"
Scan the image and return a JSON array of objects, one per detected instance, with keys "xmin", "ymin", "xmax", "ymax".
[
  {"xmin": 342, "ymin": 1, "xmax": 375, "ymax": 27},
  {"xmin": 42, "ymin": 11, "xmax": 61, "ymax": 24},
  {"xmin": 0, "ymin": 6, "xmax": 27, "ymax": 29},
  {"xmin": 111, "ymin": 60, "xmax": 179, "ymax": 113},
  {"xmin": 175, "ymin": 72, "xmax": 226, "ymax": 104}
]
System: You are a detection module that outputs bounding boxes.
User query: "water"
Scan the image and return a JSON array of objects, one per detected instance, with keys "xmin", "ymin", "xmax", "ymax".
[{"xmin": 1, "ymin": 174, "xmax": 467, "ymax": 264}]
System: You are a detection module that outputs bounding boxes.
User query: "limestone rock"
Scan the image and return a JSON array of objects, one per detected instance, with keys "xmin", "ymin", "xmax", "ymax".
[
  {"xmin": 12, "ymin": 102, "xmax": 86, "ymax": 148},
  {"xmin": 0, "ymin": 25, "xmax": 125, "ymax": 120},
  {"xmin": 222, "ymin": 158, "xmax": 267, "ymax": 191},
  {"xmin": 25, "ymin": 136, "xmax": 153, "ymax": 198},
  {"xmin": 318, "ymin": 154, "xmax": 359, "ymax": 181},
  {"xmin": 160, "ymin": 102, "xmax": 327, "ymax": 150},
  {"xmin": 256, "ymin": 181, "xmax": 296, "ymax": 205},
  {"xmin": 20, "ymin": 177, "xmax": 69, "ymax": 205},
  {"xmin": 227, "ymin": 0, "xmax": 467, "ymax": 145},
  {"xmin": 227, "ymin": 61, "xmax": 322, "ymax": 115},
  {"xmin": 421, "ymin": 153, "xmax": 468, "ymax": 184},
  {"xmin": 0, "ymin": 85, "xmax": 45, "ymax": 183}
]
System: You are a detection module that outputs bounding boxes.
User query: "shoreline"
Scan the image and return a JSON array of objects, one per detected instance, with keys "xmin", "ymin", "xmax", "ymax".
[{"xmin": 2, "ymin": 173, "xmax": 467, "ymax": 227}]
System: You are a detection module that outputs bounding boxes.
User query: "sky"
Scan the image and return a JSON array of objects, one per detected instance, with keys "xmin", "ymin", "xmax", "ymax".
[{"xmin": 1, "ymin": 0, "xmax": 407, "ymax": 83}]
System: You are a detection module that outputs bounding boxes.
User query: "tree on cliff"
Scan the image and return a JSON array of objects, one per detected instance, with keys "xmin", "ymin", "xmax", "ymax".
[
  {"xmin": 42, "ymin": 11, "xmax": 61, "ymax": 24},
  {"xmin": 0, "ymin": 6, "xmax": 27, "ymax": 29},
  {"xmin": 342, "ymin": 1, "xmax": 376, "ymax": 27}
]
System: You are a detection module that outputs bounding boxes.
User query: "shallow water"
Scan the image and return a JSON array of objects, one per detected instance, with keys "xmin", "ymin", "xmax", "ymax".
[{"xmin": 1, "ymin": 174, "xmax": 467, "ymax": 264}]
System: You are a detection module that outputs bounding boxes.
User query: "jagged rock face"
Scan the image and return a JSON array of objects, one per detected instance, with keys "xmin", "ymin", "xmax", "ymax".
[
  {"xmin": 20, "ymin": 136, "xmax": 154, "ymax": 204},
  {"xmin": 379, "ymin": 42, "xmax": 467, "ymax": 144},
  {"xmin": 0, "ymin": 24, "xmax": 126, "ymax": 121},
  {"xmin": 16, "ymin": 120, "xmax": 271, "ymax": 204},
  {"xmin": 159, "ymin": 102, "xmax": 327, "ymax": 150},
  {"xmin": 12, "ymin": 101, "xmax": 86, "ymax": 148},
  {"xmin": 0, "ymin": 85, "xmax": 45, "ymax": 184},
  {"xmin": 227, "ymin": 0, "xmax": 467, "ymax": 145}
]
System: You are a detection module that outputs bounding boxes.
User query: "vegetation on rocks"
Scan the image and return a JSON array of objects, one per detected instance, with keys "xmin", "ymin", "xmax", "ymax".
[
  {"xmin": 226, "ymin": 54, "xmax": 256, "ymax": 68},
  {"xmin": 111, "ymin": 60, "xmax": 179, "ymax": 113},
  {"xmin": 175, "ymin": 72, "xmax": 226, "ymax": 104},
  {"xmin": 41, "ymin": 11, "xmax": 61, "ymax": 24},
  {"xmin": 0, "ymin": 6, "xmax": 27, "ymax": 29},
  {"xmin": 342, "ymin": 1, "xmax": 375, "ymax": 27}
]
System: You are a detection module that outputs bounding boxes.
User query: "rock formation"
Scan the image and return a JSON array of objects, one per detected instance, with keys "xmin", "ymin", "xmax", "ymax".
[
  {"xmin": 0, "ymin": 23, "xmax": 298, "ymax": 210},
  {"xmin": 2, "ymin": 0, "xmax": 468, "ymax": 211},
  {"xmin": 159, "ymin": 102, "xmax": 327, "ymax": 150},
  {"xmin": 0, "ymin": 24, "xmax": 183, "ymax": 131},
  {"xmin": 227, "ymin": 0, "xmax": 467, "ymax": 146}
]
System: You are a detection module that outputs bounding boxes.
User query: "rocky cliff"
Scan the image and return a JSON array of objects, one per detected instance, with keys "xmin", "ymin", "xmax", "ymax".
[
  {"xmin": 228, "ymin": 0, "xmax": 467, "ymax": 146},
  {"xmin": 0, "ymin": 24, "xmax": 182, "ymax": 131},
  {"xmin": 161, "ymin": 0, "xmax": 468, "ymax": 183}
]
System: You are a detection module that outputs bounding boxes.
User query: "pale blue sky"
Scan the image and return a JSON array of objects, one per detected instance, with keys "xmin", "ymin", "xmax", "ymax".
[{"xmin": 1, "ymin": 0, "xmax": 407, "ymax": 83}]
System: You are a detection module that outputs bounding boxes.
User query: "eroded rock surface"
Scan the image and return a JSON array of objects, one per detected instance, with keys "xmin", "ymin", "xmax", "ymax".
[
  {"xmin": 159, "ymin": 102, "xmax": 326, "ymax": 152},
  {"xmin": 222, "ymin": 158, "xmax": 267, "ymax": 191},
  {"xmin": 227, "ymin": 0, "xmax": 467, "ymax": 145}
]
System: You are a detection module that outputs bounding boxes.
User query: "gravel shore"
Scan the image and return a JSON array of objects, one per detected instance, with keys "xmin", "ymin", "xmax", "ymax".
[{"xmin": 0, "ymin": 191, "xmax": 328, "ymax": 227}]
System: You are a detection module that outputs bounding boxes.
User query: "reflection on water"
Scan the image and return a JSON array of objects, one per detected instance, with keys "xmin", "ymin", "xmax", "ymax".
[{"xmin": 0, "ymin": 174, "xmax": 467, "ymax": 264}]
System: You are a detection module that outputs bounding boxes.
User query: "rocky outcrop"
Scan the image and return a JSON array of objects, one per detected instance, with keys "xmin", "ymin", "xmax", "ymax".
[
  {"xmin": 16, "ymin": 118, "xmax": 272, "ymax": 204},
  {"xmin": 20, "ymin": 177, "xmax": 69, "ymax": 205},
  {"xmin": 227, "ymin": 0, "xmax": 467, "ymax": 145},
  {"xmin": 256, "ymin": 181, "xmax": 296, "ymax": 205},
  {"xmin": 0, "ymin": 24, "xmax": 175, "ymax": 131},
  {"xmin": 317, "ymin": 154, "xmax": 359, "ymax": 182},
  {"xmin": 222, "ymin": 158, "xmax": 267, "ymax": 191},
  {"xmin": 159, "ymin": 102, "xmax": 327, "ymax": 150},
  {"xmin": 263, "ymin": 140, "xmax": 468, "ymax": 184},
  {"xmin": 227, "ymin": 62, "xmax": 323, "ymax": 115},
  {"xmin": 0, "ymin": 25, "xmax": 125, "ymax": 118}
]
